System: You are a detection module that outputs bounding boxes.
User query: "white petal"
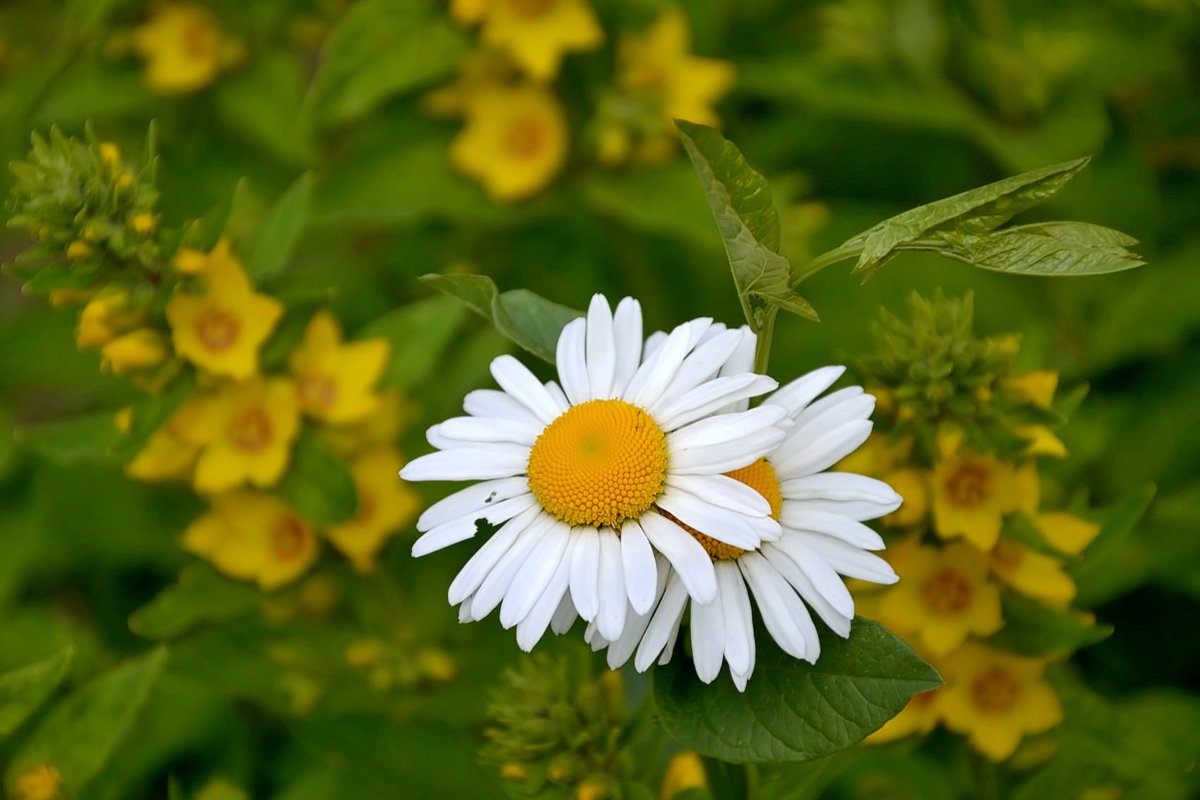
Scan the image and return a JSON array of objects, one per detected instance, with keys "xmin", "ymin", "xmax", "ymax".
[
  {"xmin": 624, "ymin": 322, "xmax": 697, "ymax": 409},
  {"xmin": 659, "ymin": 605, "xmax": 685, "ymax": 666},
  {"xmin": 417, "ymin": 476, "xmax": 531, "ymax": 531},
  {"xmin": 639, "ymin": 511, "xmax": 717, "ymax": 604},
  {"xmin": 795, "ymin": 532, "xmax": 899, "ymax": 585},
  {"xmin": 739, "ymin": 552, "xmax": 811, "ymax": 659},
  {"xmin": 773, "ymin": 420, "xmax": 873, "ymax": 479},
  {"xmin": 717, "ymin": 562, "xmax": 754, "ymax": 678},
  {"xmin": 656, "ymin": 486, "xmax": 775, "ymax": 550},
  {"xmin": 550, "ymin": 591, "xmax": 578, "ymax": 634},
  {"xmin": 634, "ymin": 572, "xmax": 688, "ymax": 671},
  {"xmin": 596, "ymin": 531, "xmax": 627, "ymax": 641},
  {"xmin": 648, "ymin": 329, "xmax": 744, "ymax": 416},
  {"xmin": 516, "ymin": 537, "xmax": 574, "ymax": 651},
  {"xmin": 691, "ymin": 589, "xmax": 726, "ymax": 683},
  {"xmin": 620, "ymin": 520, "xmax": 659, "ymax": 615},
  {"xmin": 779, "ymin": 473, "xmax": 902, "ymax": 522},
  {"xmin": 788, "ymin": 388, "xmax": 872, "ymax": 444},
  {"xmin": 669, "ymin": 404, "xmax": 789, "ymax": 450},
  {"xmin": 544, "ymin": 381, "xmax": 568, "ymax": 408},
  {"xmin": 611, "ymin": 297, "xmax": 643, "ymax": 396},
  {"xmin": 656, "ymin": 374, "xmax": 779, "ymax": 432},
  {"xmin": 605, "ymin": 555, "xmax": 668, "ymax": 668},
  {"xmin": 470, "ymin": 515, "xmax": 555, "ymax": 620},
  {"xmin": 437, "ymin": 416, "xmax": 541, "ymax": 446},
  {"xmin": 763, "ymin": 545, "xmax": 851, "ymax": 639},
  {"xmin": 668, "ymin": 426, "xmax": 787, "ymax": 475},
  {"xmin": 556, "ymin": 317, "xmax": 590, "ymax": 406},
  {"xmin": 780, "ymin": 509, "xmax": 885, "ymax": 550},
  {"xmin": 401, "ymin": 446, "xmax": 528, "ymax": 482},
  {"xmin": 765, "ymin": 366, "xmax": 846, "ymax": 416},
  {"xmin": 500, "ymin": 523, "xmax": 571, "ymax": 628},
  {"xmin": 585, "ymin": 295, "xmax": 617, "ymax": 399},
  {"xmin": 463, "ymin": 389, "xmax": 540, "ymax": 424},
  {"xmin": 718, "ymin": 326, "xmax": 756, "ymax": 379},
  {"xmin": 411, "ymin": 493, "xmax": 537, "ymax": 557},
  {"xmin": 668, "ymin": 473, "xmax": 771, "ymax": 518},
  {"xmin": 569, "ymin": 527, "xmax": 600, "ymax": 620},
  {"xmin": 769, "ymin": 535, "xmax": 856, "ymax": 619},
  {"xmin": 490, "ymin": 355, "xmax": 565, "ymax": 424},
  {"xmin": 642, "ymin": 330, "xmax": 669, "ymax": 361},
  {"xmin": 447, "ymin": 506, "xmax": 541, "ymax": 605}
]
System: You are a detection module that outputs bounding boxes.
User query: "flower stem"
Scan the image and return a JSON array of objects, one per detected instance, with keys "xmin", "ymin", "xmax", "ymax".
[{"xmin": 753, "ymin": 307, "xmax": 777, "ymax": 374}]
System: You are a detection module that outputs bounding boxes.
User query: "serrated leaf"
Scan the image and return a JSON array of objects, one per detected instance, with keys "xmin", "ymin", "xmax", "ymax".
[
  {"xmin": 359, "ymin": 295, "xmax": 465, "ymax": 389},
  {"xmin": 246, "ymin": 172, "xmax": 312, "ymax": 280},
  {"xmin": 0, "ymin": 647, "xmax": 74, "ymax": 738},
  {"xmin": 419, "ymin": 274, "xmax": 580, "ymax": 364},
  {"xmin": 129, "ymin": 565, "xmax": 260, "ymax": 641},
  {"xmin": 6, "ymin": 648, "xmax": 166, "ymax": 797},
  {"xmin": 990, "ymin": 591, "xmax": 1111, "ymax": 656},
  {"xmin": 930, "ymin": 222, "xmax": 1144, "ymax": 276},
  {"xmin": 15, "ymin": 409, "xmax": 120, "ymax": 465},
  {"xmin": 276, "ymin": 430, "xmax": 358, "ymax": 526},
  {"xmin": 677, "ymin": 121, "xmax": 817, "ymax": 331},
  {"xmin": 843, "ymin": 157, "xmax": 1091, "ymax": 276},
  {"xmin": 653, "ymin": 619, "xmax": 941, "ymax": 763}
]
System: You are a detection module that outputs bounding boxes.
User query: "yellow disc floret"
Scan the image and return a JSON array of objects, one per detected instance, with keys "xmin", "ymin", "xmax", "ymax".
[
  {"xmin": 527, "ymin": 399, "xmax": 667, "ymax": 528},
  {"xmin": 668, "ymin": 458, "xmax": 783, "ymax": 562}
]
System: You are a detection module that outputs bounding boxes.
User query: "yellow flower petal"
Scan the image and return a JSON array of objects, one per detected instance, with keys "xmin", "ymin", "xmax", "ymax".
[
  {"xmin": 1035, "ymin": 512, "xmax": 1101, "ymax": 555},
  {"xmin": 1003, "ymin": 371, "xmax": 1059, "ymax": 408}
]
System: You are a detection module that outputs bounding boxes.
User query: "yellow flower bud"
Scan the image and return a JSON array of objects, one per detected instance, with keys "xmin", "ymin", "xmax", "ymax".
[
  {"xmin": 500, "ymin": 763, "xmax": 527, "ymax": 782},
  {"xmin": 66, "ymin": 240, "xmax": 92, "ymax": 260},
  {"xmin": 117, "ymin": 172, "xmax": 134, "ymax": 190},
  {"xmin": 345, "ymin": 639, "xmax": 387, "ymax": 668},
  {"xmin": 130, "ymin": 211, "xmax": 156, "ymax": 235},
  {"xmin": 660, "ymin": 752, "xmax": 707, "ymax": 799},
  {"xmin": 100, "ymin": 328, "xmax": 169, "ymax": 374},
  {"xmin": 13, "ymin": 764, "xmax": 62, "ymax": 800},
  {"xmin": 99, "ymin": 141, "xmax": 121, "ymax": 171},
  {"xmin": 417, "ymin": 647, "xmax": 457, "ymax": 682}
]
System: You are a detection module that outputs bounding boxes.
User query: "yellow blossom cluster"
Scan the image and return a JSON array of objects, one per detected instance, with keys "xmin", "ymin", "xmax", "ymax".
[
  {"xmin": 847, "ymin": 365, "xmax": 1102, "ymax": 761},
  {"xmin": 433, "ymin": 3, "xmax": 735, "ymax": 200},
  {"xmin": 131, "ymin": 3, "xmax": 245, "ymax": 95}
]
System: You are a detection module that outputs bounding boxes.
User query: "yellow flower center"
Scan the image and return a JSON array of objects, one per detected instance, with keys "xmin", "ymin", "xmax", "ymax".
[
  {"xmin": 971, "ymin": 667, "xmax": 1021, "ymax": 714},
  {"xmin": 228, "ymin": 408, "xmax": 272, "ymax": 452},
  {"xmin": 666, "ymin": 458, "xmax": 782, "ymax": 562},
  {"xmin": 505, "ymin": 0, "xmax": 554, "ymax": 18},
  {"xmin": 920, "ymin": 569, "xmax": 972, "ymax": 616},
  {"xmin": 298, "ymin": 373, "xmax": 338, "ymax": 412},
  {"xmin": 527, "ymin": 399, "xmax": 667, "ymax": 528},
  {"xmin": 182, "ymin": 18, "xmax": 218, "ymax": 60},
  {"xmin": 351, "ymin": 489, "xmax": 377, "ymax": 526},
  {"xmin": 944, "ymin": 461, "xmax": 992, "ymax": 508},
  {"xmin": 270, "ymin": 516, "xmax": 309, "ymax": 562},
  {"xmin": 505, "ymin": 116, "xmax": 550, "ymax": 162},
  {"xmin": 195, "ymin": 308, "xmax": 240, "ymax": 352}
]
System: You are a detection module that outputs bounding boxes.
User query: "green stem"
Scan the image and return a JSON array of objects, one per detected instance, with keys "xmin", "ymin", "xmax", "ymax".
[
  {"xmin": 970, "ymin": 751, "xmax": 999, "ymax": 800},
  {"xmin": 752, "ymin": 308, "xmax": 777, "ymax": 375},
  {"xmin": 789, "ymin": 244, "xmax": 861, "ymax": 287}
]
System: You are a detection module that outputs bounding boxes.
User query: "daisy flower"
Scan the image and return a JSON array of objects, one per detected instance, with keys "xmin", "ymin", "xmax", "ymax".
[
  {"xmin": 588, "ymin": 346, "xmax": 902, "ymax": 691},
  {"xmin": 400, "ymin": 296, "xmax": 791, "ymax": 649}
]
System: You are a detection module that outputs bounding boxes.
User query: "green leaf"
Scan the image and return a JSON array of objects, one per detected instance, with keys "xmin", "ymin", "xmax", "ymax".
[
  {"xmin": 582, "ymin": 163, "xmax": 719, "ymax": 249},
  {"xmin": 129, "ymin": 565, "xmax": 260, "ymax": 641},
  {"xmin": 0, "ymin": 647, "xmax": 74, "ymax": 738},
  {"xmin": 989, "ymin": 591, "xmax": 1112, "ymax": 657},
  {"xmin": 183, "ymin": 180, "xmax": 246, "ymax": 251},
  {"xmin": 676, "ymin": 121, "xmax": 816, "ymax": 330},
  {"xmin": 841, "ymin": 157, "xmax": 1091, "ymax": 277},
  {"xmin": 6, "ymin": 648, "xmax": 166, "ymax": 797},
  {"xmin": 419, "ymin": 274, "xmax": 581, "ymax": 364},
  {"xmin": 276, "ymin": 430, "xmax": 358, "ymax": 526},
  {"xmin": 929, "ymin": 222, "xmax": 1145, "ymax": 276},
  {"xmin": 360, "ymin": 295, "xmax": 465, "ymax": 389},
  {"xmin": 246, "ymin": 172, "xmax": 313, "ymax": 281},
  {"xmin": 214, "ymin": 50, "xmax": 316, "ymax": 167},
  {"xmin": 1071, "ymin": 485, "xmax": 1157, "ymax": 606},
  {"xmin": 308, "ymin": 0, "xmax": 468, "ymax": 126},
  {"xmin": 15, "ymin": 409, "xmax": 120, "ymax": 465},
  {"xmin": 20, "ymin": 261, "xmax": 103, "ymax": 294},
  {"xmin": 653, "ymin": 619, "xmax": 941, "ymax": 763}
]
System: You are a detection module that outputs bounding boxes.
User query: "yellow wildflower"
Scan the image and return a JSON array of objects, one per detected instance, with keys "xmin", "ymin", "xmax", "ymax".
[
  {"xmin": 1035, "ymin": 511, "xmax": 1101, "ymax": 556},
  {"xmin": 836, "ymin": 431, "xmax": 912, "ymax": 477},
  {"xmin": 990, "ymin": 539, "xmax": 1076, "ymax": 608},
  {"xmin": 423, "ymin": 50, "xmax": 518, "ymax": 118},
  {"xmin": 173, "ymin": 245, "xmax": 210, "ymax": 274},
  {"xmin": 1014, "ymin": 423, "xmax": 1067, "ymax": 458},
  {"xmin": 327, "ymin": 448, "xmax": 420, "ymax": 572},
  {"xmin": 323, "ymin": 390, "xmax": 415, "ymax": 457},
  {"xmin": 575, "ymin": 778, "xmax": 607, "ymax": 800},
  {"xmin": 76, "ymin": 289, "xmax": 136, "ymax": 349},
  {"xmin": 125, "ymin": 398, "xmax": 208, "ymax": 481},
  {"xmin": 865, "ymin": 686, "xmax": 943, "ymax": 744},
  {"xmin": 165, "ymin": 242, "xmax": 282, "ymax": 379},
  {"xmin": 66, "ymin": 240, "xmax": 91, "ymax": 260},
  {"xmin": 181, "ymin": 491, "xmax": 318, "ymax": 590},
  {"xmin": 618, "ymin": 8, "xmax": 735, "ymax": 128},
  {"xmin": 939, "ymin": 642, "xmax": 1062, "ymax": 760},
  {"xmin": 932, "ymin": 428, "xmax": 1038, "ymax": 550},
  {"xmin": 881, "ymin": 467, "xmax": 928, "ymax": 527},
  {"xmin": 451, "ymin": 83, "xmax": 568, "ymax": 202},
  {"xmin": 130, "ymin": 211, "xmax": 156, "ymax": 235},
  {"xmin": 1003, "ymin": 370, "xmax": 1058, "ymax": 407},
  {"xmin": 659, "ymin": 751, "xmax": 708, "ymax": 799},
  {"xmin": 462, "ymin": 0, "xmax": 603, "ymax": 80},
  {"xmin": 13, "ymin": 764, "xmax": 61, "ymax": 800},
  {"xmin": 186, "ymin": 378, "xmax": 300, "ymax": 493},
  {"xmin": 131, "ymin": 3, "xmax": 241, "ymax": 94},
  {"xmin": 100, "ymin": 327, "xmax": 169, "ymax": 374},
  {"xmin": 878, "ymin": 537, "xmax": 1003, "ymax": 656},
  {"xmin": 289, "ymin": 311, "xmax": 389, "ymax": 424}
]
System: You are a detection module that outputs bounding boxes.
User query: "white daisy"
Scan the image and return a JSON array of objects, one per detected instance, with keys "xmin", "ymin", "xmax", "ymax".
[
  {"xmin": 400, "ymin": 295, "xmax": 791, "ymax": 650},
  {"xmin": 586, "ymin": 360, "xmax": 902, "ymax": 691}
]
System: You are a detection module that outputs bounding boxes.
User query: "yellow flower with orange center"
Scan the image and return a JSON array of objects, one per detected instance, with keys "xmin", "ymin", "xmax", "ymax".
[
  {"xmin": 456, "ymin": 0, "xmax": 603, "ymax": 80},
  {"xmin": 123, "ymin": 398, "xmax": 208, "ymax": 482},
  {"xmin": 877, "ymin": 536, "xmax": 1003, "ymax": 656},
  {"xmin": 939, "ymin": 642, "xmax": 1063, "ymax": 760},
  {"xmin": 327, "ymin": 447, "xmax": 420, "ymax": 572},
  {"xmin": 451, "ymin": 83, "xmax": 568, "ymax": 202},
  {"xmin": 618, "ymin": 8, "xmax": 735, "ymax": 129},
  {"xmin": 131, "ymin": 2, "xmax": 243, "ymax": 94},
  {"xmin": 865, "ymin": 685, "xmax": 943, "ymax": 744},
  {"xmin": 12, "ymin": 764, "xmax": 62, "ymax": 800},
  {"xmin": 181, "ymin": 492, "xmax": 318, "ymax": 590},
  {"xmin": 165, "ymin": 242, "xmax": 283, "ymax": 379},
  {"xmin": 185, "ymin": 378, "xmax": 300, "ymax": 493},
  {"xmin": 289, "ymin": 311, "xmax": 389, "ymax": 425},
  {"xmin": 989, "ymin": 539, "xmax": 1076, "ymax": 608},
  {"xmin": 931, "ymin": 429, "xmax": 1038, "ymax": 550}
]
